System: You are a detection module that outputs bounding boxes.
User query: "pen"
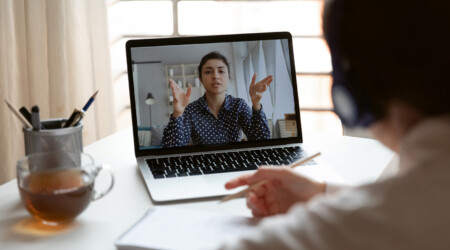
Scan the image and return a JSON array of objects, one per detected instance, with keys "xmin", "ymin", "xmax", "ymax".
[
  {"xmin": 19, "ymin": 107, "xmax": 32, "ymax": 124},
  {"xmin": 69, "ymin": 109, "xmax": 84, "ymax": 127},
  {"xmin": 20, "ymin": 106, "xmax": 45, "ymax": 129},
  {"xmin": 31, "ymin": 105, "xmax": 41, "ymax": 131},
  {"xmin": 64, "ymin": 90, "xmax": 99, "ymax": 127},
  {"xmin": 4, "ymin": 99, "xmax": 32, "ymax": 128},
  {"xmin": 64, "ymin": 108, "xmax": 80, "ymax": 128},
  {"xmin": 220, "ymin": 152, "xmax": 322, "ymax": 204}
]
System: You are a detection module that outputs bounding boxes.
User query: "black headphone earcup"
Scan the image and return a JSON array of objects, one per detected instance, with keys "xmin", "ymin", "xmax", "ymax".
[{"xmin": 332, "ymin": 83, "xmax": 375, "ymax": 127}]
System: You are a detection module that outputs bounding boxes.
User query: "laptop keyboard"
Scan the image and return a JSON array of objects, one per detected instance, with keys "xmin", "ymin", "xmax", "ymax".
[{"xmin": 146, "ymin": 146, "xmax": 317, "ymax": 179}]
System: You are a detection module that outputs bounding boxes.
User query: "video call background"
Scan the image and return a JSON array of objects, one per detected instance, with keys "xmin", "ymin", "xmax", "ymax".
[{"xmin": 130, "ymin": 40, "xmax": 297, "ymax": 149}]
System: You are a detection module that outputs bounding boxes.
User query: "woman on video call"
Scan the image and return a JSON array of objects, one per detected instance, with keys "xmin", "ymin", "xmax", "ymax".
[
  {"xmin": 161, "ymin": 51, "xmax": 272, "ymax": 148},
  {"xmin": 220, "ymin": 0, "xmax": 450, "ymax": 249}
]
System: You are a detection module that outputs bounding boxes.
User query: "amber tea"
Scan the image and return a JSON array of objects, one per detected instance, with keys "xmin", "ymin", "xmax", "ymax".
[
  {"xmin": 17, "ymin": 151, "xmax": 114, "ymax": 225},
  {"xmin": 19, "ymin": 168, "xmax": 94, "ymax": 224}
]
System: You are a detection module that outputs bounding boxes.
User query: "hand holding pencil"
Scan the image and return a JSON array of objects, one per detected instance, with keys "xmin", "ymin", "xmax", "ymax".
[{"xmin": 221, "ymin": 153, "xmax": 325, "ymax": 217}]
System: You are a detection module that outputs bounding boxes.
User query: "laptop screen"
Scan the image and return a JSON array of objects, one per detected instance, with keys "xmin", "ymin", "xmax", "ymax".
[{"xmin": 126, "ymin": 32, "xmax": 302, "ymax": 156}]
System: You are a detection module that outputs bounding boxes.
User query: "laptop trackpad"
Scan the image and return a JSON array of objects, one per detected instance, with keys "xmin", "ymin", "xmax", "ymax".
[
  {"xmin": 150, "ymin": 176, "xmax": 211, "ymax": 201},
  {"xmin": 205, "ymin": 171, "xmax": 253, "ymax": 194}
]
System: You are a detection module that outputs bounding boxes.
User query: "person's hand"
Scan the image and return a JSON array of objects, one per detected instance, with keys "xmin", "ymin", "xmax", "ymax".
[
  {"xmin": 225, "ymin": 167, "xmax": 326, "ymax": 217},
  {"xmin": 248, "ymin": 74, "xmax": 273, "ymax": 111},
  {"xmin": 170, "ymin": 79, "xmax": 191, "ymax": 118}
]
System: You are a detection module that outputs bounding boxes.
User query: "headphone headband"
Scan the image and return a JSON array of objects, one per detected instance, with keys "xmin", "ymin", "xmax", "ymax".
[{"xmin": 326, "ymin": 0, "xmax": 375, "ymax": 128}]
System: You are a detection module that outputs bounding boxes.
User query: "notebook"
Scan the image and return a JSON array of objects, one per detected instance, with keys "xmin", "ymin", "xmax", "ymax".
[
  {"xmin": 116, "ymin": 206, "xmax": 259, "ymax": 250},
  {"xmin": 125, "ymin": 32, "xmax": 344, "ymax": 202}
]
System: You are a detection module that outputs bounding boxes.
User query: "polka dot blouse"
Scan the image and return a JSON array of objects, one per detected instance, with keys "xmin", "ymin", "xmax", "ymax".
[{"xmin": 162, "ymin": 94, "xmax": 271, "ymax": 148}]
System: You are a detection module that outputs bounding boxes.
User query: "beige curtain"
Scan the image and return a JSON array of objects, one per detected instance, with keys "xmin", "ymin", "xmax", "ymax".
[{"xmin": 0, "ymin": 0, "xmax": 117, "ymax": 185}]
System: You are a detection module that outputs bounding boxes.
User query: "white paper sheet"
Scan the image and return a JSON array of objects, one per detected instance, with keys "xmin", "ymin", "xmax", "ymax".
[{"xmin": 115, "ymin": 207, "xmax": 259, "ymax": 250}]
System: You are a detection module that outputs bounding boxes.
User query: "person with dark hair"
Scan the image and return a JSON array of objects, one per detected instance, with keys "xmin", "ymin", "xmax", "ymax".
[
  {"xmin": 162, "ymin": 51, "xmax": 272, "ymax": 148},
  {"xmin": 220, "ymin": 0, "xmax": 450, "ymax": 249}
]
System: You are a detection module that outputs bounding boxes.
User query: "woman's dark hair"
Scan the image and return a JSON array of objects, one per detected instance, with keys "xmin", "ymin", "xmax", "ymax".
[
  {"xmin": 197, "ymin": 51, "xmax": 231, "ymax": 80},
  {"xmin": 324, "ymin": 0, "xmax": 450, "ymax": 118}
]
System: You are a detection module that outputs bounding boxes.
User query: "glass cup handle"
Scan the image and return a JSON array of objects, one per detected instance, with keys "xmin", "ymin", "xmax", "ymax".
[{"xmin": 92, "ymin": 164, "xmax": 115, "ymax": 201}]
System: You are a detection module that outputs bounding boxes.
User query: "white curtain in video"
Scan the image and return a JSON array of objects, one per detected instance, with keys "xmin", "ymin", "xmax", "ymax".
[{"xmin": 238, "ymin": 40, "xmax": 294, "ymax": 120}]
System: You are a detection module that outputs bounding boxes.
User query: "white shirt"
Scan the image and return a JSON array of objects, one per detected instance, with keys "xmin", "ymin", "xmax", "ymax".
[{"xmin": 219, "ymin": 115, "xmax": 450, "ymax": 250}]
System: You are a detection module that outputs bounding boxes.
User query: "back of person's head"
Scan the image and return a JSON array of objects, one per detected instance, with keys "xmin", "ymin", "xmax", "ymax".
[{"xmin": 323, "ymin": 0, "xmax": 450, "ymax": 126}]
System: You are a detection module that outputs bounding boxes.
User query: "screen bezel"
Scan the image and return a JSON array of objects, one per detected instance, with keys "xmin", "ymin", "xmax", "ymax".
[{"xmin": 125, "ymin": 32, "xmax": 303, "ymax": 157}]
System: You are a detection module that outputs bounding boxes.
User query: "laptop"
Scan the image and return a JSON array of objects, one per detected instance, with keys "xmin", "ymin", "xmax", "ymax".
[{"xmin": 125, "ymin": 32, "xmax": 344, "ymax": 202}]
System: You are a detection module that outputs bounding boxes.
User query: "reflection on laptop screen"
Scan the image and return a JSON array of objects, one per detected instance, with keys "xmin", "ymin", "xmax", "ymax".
[{"xmin": 128, "ymin": 34, "xmax": 300, "ymax": 151}]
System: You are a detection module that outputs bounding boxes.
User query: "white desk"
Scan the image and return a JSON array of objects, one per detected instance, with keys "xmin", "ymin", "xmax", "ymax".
[{"xmin": 0, "ymin": 128, "xmax": 394, "ymax": 250}]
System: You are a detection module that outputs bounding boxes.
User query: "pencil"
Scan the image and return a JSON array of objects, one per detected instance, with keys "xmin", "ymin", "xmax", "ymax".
[
  {"xmin": 64, "ymin": 90, "xmax": 98, "ymax": 128},
  {"xmin": 4, "ymin": 99, "xmax": 32, "ymax": 128},
  {"xmin": 219, "ymin": 152, "xmax": 321, "ymax": 204},
  {"xmin": 81, "ymin": 90, "xmax": 99, "ymax": 112}
]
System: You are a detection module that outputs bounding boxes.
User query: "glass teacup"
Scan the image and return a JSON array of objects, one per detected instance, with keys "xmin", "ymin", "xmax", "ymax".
[{"xmin": 16, "ymin": 151, "xmax": 114, "ymax": 225}]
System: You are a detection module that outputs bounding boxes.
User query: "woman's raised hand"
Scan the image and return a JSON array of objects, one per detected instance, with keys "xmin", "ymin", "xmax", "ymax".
[
  {"xmin": 249, "ymin": 74, "xmax": 273, "ymax": 111},
  {"xmin": 170, "ymin": 79, "xmax": 192, "ymax": 118},
  {"xmin": 225, "ymin": 167, "xmax": 326, "ymax": 217}
]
